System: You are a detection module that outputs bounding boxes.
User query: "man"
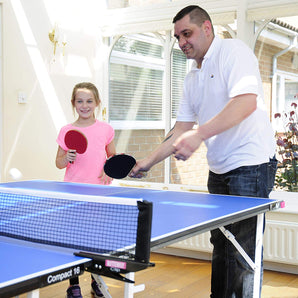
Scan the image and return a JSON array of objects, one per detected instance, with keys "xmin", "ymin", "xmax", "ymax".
[{"xmin": 130, "ymin": 5, "xmax": 277, "ymax": 298}]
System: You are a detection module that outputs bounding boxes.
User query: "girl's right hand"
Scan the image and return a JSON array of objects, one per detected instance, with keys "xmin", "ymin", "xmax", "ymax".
[{"xmin": 66, "ymin": 150, "xmax": 77, "ymax": 164}]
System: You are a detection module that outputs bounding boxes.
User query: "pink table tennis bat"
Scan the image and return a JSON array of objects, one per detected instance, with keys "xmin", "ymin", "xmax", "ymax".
[{"xmin": 64, "ymin": 130, "xmax": 88, "ymax": 163}]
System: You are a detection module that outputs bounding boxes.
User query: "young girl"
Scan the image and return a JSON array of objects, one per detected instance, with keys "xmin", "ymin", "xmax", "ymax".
[
  {"xmin": 56, "ymin": 82, "xmax": 115, "ymax": 184},
  {"xmin": 56, "ymin": 82, "xmax": 115, "ymax": 298}
]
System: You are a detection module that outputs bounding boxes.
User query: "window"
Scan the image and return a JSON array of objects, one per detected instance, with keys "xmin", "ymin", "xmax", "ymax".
[
  {"xmin": 109, "ymin": 63, "xmax": 163, "ymax": 122},
  {"xmin": 254, "ymin": 18, "xmax": 298, "ymax": 132},
  {"xmin": 109, "ymin": 34, "xmax": 164, "ymax": 129},
  {"xmin": 109, "ymin": 34, "xmax": 187, "ymax": 129},
  {"xmin": 274, "ymin": 72, "xmax": 298, "ymax": 131}
]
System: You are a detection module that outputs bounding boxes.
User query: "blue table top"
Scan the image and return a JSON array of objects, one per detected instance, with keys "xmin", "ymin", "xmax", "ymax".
[
  {"xmin": 0, "ymin": 180, "xmax": 282, "ymax": 297},
  {"xmin": 0, "ymin": 236, "xmax": 90, "ymax": 297},
  {"xmin": 0, "ymin": 180, "xmax": 282, "ymax": 247}
]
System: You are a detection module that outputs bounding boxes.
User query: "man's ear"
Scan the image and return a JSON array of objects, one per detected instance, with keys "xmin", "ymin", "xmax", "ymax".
[{"xmin": 202, "ymin": 20, "xmax": 213, "ymax": 35}]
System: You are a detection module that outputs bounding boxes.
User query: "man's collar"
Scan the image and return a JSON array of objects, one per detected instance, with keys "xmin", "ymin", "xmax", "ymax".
[{"xmin": 191, "ymin": 36, "xmax": 220, "ymax": 69}]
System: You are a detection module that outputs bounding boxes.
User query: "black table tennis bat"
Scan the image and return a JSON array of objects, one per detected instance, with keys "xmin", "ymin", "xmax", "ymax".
[{"xmin": 104, "ymin": 154, "xmax": 136, "ymax": 179}]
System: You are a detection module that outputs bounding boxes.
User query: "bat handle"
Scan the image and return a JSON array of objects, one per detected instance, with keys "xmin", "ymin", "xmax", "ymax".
[{"xmin": 68, "ymin": 150, "xmax": 76, "ymax": 164}]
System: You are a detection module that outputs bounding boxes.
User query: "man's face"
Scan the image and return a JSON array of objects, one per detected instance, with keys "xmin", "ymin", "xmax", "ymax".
[{"xmin": 174, "ymin": 14, "xmax": 212, "ymax": 65}]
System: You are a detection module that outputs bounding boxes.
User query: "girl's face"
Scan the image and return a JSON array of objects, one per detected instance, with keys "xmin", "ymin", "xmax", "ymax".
[{"xmin": 74, "ymin": 88, "xmax": 99, "ymax": 120}]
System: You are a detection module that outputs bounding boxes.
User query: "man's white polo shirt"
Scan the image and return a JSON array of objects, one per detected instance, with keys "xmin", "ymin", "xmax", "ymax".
[{"xmin": 176, "ymin": 36, "xmax": 276, "ymax": 174}]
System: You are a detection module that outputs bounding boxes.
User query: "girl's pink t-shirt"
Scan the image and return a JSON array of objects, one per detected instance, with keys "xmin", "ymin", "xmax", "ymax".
[{"xmin": 56, "ymin": 120, "xmax": 114, "ymax": 184}]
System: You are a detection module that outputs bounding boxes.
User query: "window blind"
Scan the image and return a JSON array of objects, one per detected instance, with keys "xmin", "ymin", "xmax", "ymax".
[
  {"xmin": 109, "ymin": 35, "xmax": 187, "ymax": 125},
  {"xmin": 109, "ymin": 63, "xmax": 163, "ymax": 121},
  {"xmin": 172, "ymin": 48, "xmax": 187, "ymax": 119}
]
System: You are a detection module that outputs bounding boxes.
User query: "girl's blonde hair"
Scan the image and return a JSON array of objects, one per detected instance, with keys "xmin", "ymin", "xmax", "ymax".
[{"xmin": 71, "ymin": 82, "xmax": 101, "ymax": 117}]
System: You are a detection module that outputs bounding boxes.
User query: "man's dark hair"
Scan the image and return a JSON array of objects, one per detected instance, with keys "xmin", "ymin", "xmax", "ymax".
[{"xmin": 173, "ymin": 5, "xmax": 213, "ymax": 28}]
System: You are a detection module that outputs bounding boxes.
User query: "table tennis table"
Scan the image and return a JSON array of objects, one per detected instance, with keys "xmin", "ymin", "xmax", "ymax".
[{"xmin": 0, "ymin": 180, "xmax": 283, "ymax": 298}]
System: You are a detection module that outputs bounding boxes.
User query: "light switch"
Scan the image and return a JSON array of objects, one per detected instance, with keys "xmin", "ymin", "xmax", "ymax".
[{"xmin": 18, "ymin": 92, "xmax": 27, "ymax": 104}]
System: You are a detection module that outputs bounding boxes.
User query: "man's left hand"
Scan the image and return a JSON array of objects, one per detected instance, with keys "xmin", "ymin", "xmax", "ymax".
[{"xmin": 173, "ymin": 130, "xmax": 203, "ymax": 161}]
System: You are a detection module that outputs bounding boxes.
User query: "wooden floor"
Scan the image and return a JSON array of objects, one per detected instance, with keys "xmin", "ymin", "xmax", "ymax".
[{"xmin": 21, "ymin": 253, "xmax": 298, "ymax": 298}]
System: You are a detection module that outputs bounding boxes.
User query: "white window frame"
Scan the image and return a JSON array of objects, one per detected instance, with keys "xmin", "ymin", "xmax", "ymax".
[{"xmin": 272, "ymin": 70, "xmax": 298, "ymax": 132}]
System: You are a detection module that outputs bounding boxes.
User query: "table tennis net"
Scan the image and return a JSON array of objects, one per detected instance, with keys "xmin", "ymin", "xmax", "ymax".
[{"xmin": 0, "ymin": 191, "xmax": 152, "ymax": 262}]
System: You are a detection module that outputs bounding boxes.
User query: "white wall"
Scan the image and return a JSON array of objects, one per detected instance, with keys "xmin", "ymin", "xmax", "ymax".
[
  {"xmin": 1, "ymin": 0, "xmax": 107, "ymax": 182},
  {"xmin": 1, "ymin": 0, "xmax": 297, "ymax": 183}
]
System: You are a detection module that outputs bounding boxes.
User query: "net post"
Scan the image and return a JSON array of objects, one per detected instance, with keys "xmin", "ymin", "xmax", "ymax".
[{"xmin": 135, "ymin": 200, "xmax": 152, "ymax": 263}]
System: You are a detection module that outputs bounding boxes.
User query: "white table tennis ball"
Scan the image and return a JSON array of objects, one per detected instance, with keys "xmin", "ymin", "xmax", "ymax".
[{"xmin": 9, "ymin": 168, "xmax": 23, "ymax": 180}]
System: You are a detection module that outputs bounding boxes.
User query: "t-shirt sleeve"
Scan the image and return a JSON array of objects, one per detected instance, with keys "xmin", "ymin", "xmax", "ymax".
[
  {"xmin": 56, "ymin": 126, "xmax": 68, "ymax": 151},
  {"xmin": 224, "ymin": 41, "xmax": 260, "ymax": 98},
  {"xmin": 106, "ymin": 124, "xmax": 115, "ymax": 145}
]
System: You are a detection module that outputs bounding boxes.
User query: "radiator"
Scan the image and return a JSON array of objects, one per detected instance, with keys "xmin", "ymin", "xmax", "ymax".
[
  {"xmin": 263, "ymin": 220, "xmax": 298, "ymax": 265},
  {"xmin": 169, "ymin": 220, "xmax": 298, "ymax": 272}
]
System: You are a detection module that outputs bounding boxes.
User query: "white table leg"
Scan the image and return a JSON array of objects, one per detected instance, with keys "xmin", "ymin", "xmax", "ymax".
[
  {"xmin": 26, "ymin": 289, "xmax": 39, "ymax": 298},
  {"xmin": 253, "ymin": 213, "xmax": 264, "ymax": 298},
  {"xmin": 124, "ymin": 272, "xmax": 145, "ymax": 298},
  {"xmin": 91, "ymin": 274, "xmax": 112, "ymax": 298},
  {"xmin": 220, "ymin": 213, "xmax": 265, "ymax": 298}
]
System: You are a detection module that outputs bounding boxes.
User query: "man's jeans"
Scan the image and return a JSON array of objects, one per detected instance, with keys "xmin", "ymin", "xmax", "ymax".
[{"xmin": 208, "ymin": 158, "xmax": 277, "ymax": 298}]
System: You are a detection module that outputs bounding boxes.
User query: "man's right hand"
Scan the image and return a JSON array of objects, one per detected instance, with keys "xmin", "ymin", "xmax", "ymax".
[{"xmin": 129, "ymin": 159, "xmax": 150, "ymax": 178}]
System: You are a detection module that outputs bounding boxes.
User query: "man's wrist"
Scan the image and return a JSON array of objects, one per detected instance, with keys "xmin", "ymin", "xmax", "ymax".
[{"xmin": 196, "ymin": 126, "xmax": 207, "ymax": 141}]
